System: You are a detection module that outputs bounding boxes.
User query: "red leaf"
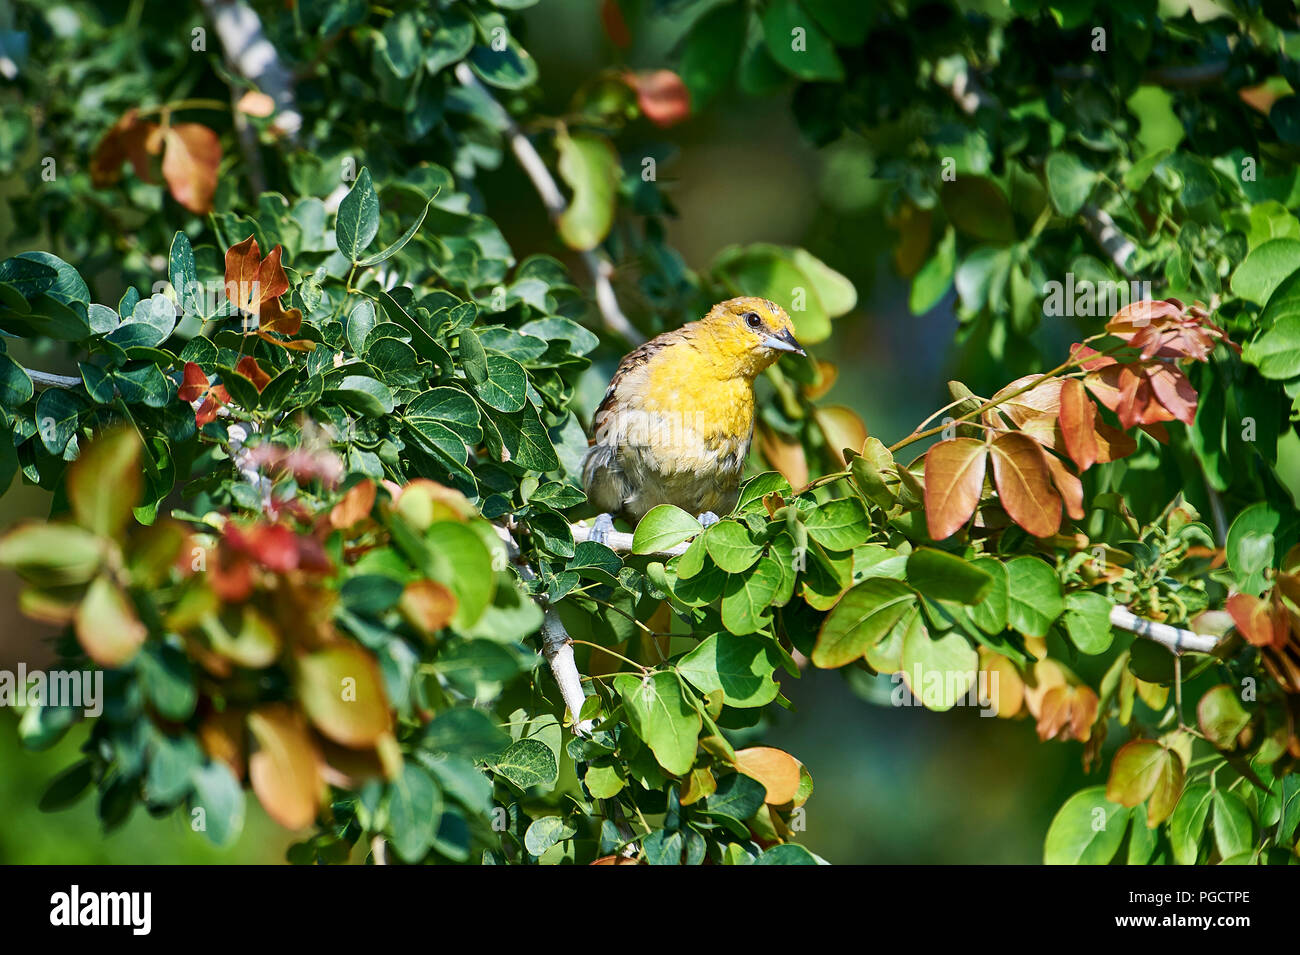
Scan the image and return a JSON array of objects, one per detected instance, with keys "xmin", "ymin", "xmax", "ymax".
[
  {"xmin": 629, "ymin": 70, "xmax": 691, "ymax": 127},
  {"xmin": 1044, "ymin": 453, "xmax": 1085, "ymax": 522},
  {"xmin": 600, "ymin": 0, "xmax": 631, "ymax": 48},
  {"xmin": 90, "ymin": 110, "xmax": 161, "ymax": 187},
  {"xmin": 179, "ymin": 361, "xmax": 209, "ymax": 402}
]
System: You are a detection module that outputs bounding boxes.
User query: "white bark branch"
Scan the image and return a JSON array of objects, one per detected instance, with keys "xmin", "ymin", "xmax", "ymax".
[
  {"xmin": 199, "ymin": 0, "xmax": 302, "ymax": 142},
  {"xmin": 454, "ymin": 62, "xmax": 643, "ymax": 346},
  {"xmin": 569, "ymin": 519, "xmax": 1223, "ymax": 654},
  {"xmin": 493, "ymin": 522, "xmax": 593, "ymax": 734},
  {"xmin": 23, "ymin": 368, "xmax": 82, "ymax": 389}
]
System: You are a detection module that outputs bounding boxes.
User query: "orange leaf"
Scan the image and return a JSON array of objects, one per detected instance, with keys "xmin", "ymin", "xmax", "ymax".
[
  {"xmin": 629, "ymin": 70, "xmax": 691, "ymax": 127},
  {"xmin": 1037, "ymin": 683, "xmax": 1099, "ymax": 742},
  {"xmin": 75, "ymin": 574, "xmax": 146, "ymax": 667},
  {"xmin": 1145, "ymin": 362, "xmax": 1197, "ymax": 426},
  {"xmin": 758, "ymin": 423, "xmax": 808, "ymax": 488},
  {"xmin": 1044, "ymin": 453, "xmax": 1085, "ymax": 521},
  {"xmin": 258, "ymin": 296, "xmax": 303, "ymax": 338},
  {"xmin": 236, "ymin": 90, "xmax": 276, "ymax": 117},
  {"xmin": 400, "ymin": 580, "xmax": 458, "ymax": 637},
  {"xmin": 733, "ymin": 747, "xmax": 802, "ymax": 805},
  {"xmin": 922, "ymin": 437, "xmax": 987, "ymax": 539},
  {"xmin": 1058, "ymin": 378, "xmax": 1099, "ymax": 471},
  {"xmin": 160, "ymin": 123, "xmax": 221, "ymax": 214},
  {"xmin": 225, "ymin": 236, "xmax": 262, "ymax": 313},
  {"xmin": 235, "ymin": 356, "xmax": 271, "ymax": 393},
  {"xmin": 989, "ymin": 432, "xmax": 1061, "ymax": 537},
  {"xmin": 814, "ymin": 405, "xmax": 868, "ymax": 467},
  {"xmin": 329, "ymin": 479, "xmax": 376, "ymax": 530},
  {"xmin": 1093, "ymin": 417, "xmax": 1136, "ymax": 462},
  {"xmin": 248, "ymin": 705, "xmax": 323, "ymax": 829},
  {"xmin": 1226, "ymin": 592, "xmax": 1289, "ymax": 648}
]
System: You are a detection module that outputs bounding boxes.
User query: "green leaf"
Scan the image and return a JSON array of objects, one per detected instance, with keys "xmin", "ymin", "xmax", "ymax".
[
  {"xmin": 468, "ymin": 35, "xmax": 539, "ymax": 90},
  {"xmin": 35, "ymin": 388, "xmax": 82, "ymax": 455},
  {"xmin": 1231, "ymin": 238, "xmax": 1300, "ymax": 307},
  {"xmin": 388, "ymin": 763, "xmax": 442, "ymax": 862},
  {"xmin": 811, "ymin": 578, "xmax": 916, "ymax": 668},
  {"xmin": 1169, "ymin": 784, "xmax": 1213, "ymax": 864},
  {"xmin": 720, "ymin": 558, "xmax": 783, "ymax": 635},
  {"xmin": 556, "ymin": 130, "xmax": 619, "ymax": 251},
  {"xmin": 1045, "ymin": 151, "xmax": 1097, "ymax": 217},
  {"xmin": 493, "ymin": 404, "xmax": 559, "ymax": 472},
  {"xmin": 702, "ymin": 772, "xmax": 766, "ymax": 825},
  {"xmin": 910, "ymin": 229, "xmax": 955, "ymax": 315},
  {"xmin": 347, "ymin": 298, "xmax": 378, "ymax": 354},
  {"xmin": 524, "ymin": 815, "xmax": 577, "ymax": 856},
  {"xmin": 1225, "ymin": 502, "xmax": 1283, "ymax": 594},
  {"xmin": 905, "ymin": 548, "xmax": 993, "ymax": 605},
  {"xmin": 967, "ymin": 556, "xmax": 1009, "ymax": 634},
  {"xmin": 337, "ymin": 168, "xmax": 381, "ymax": 262},
  {"xmin": 359, "ymin": 197, "xmax": 433, "ymax": 267},
  {"xmin": 677, "ymin": 633, "xmax": 782, "ymax": 708},
  {"xmin": 1043, "ymin": 786, "xmax": 1130, "ymax": 864},
  {"xmin": 761, "ymin": 0, "xmax": 843, "ymax": 81},
  {"xmin": 754, "ymin": 843, "xmax": 819, "ymax": 865},
  {"xmin": 491, "ymin": 738, "xmax": 559, "ymax": 789},
  {"xmin": 1197, "ymin": 684, "xmax": 1250, "ymax": 749},
  {"xmin": 704, "ymin": 520, "xmax": 762, "ymax": 574},
  {"xmin": 67, "ymin": 426, "xmax": 140, "ymax": 539},
  {"xmin": 899, "ymin": 622, "xmax": 978, "ymax": 711},
  {"xmin": 169, "ymin": 231, "xmax": 200, "ymax": 318},
  {"xmin": 422, "ymin": 708, "xmax": 511, "ymax": 759},
  {"xmin": 326, "ymin": 375, "xmax": 394, "ymax": 416},
  {"xmin": 614, "ymin": 672, "xmax": 701, "ymax": 776},
  {"xmin": 1211, "ymin": 789, "xmax": 1254, "ymax": 860},
  {"xmin": 1063, "ymin": 591, "xmax": 1114, "ymax": 654},
  {"xmin": 803, "ymin": 497, "xmax": 870, "ymax": 551},
  {"xmin": 680, "ymin": 2, "xmax": 745, "ymax": 108},
  {"xmin": 1005, "ymin": 556, "xmax": 1064, "ymax": 637},
  {"xmin": 0, "ymin": 352, "xmax": 33, "ymax": 408},
  {"xmin": 407, "ymin": 387, "xmax": 482, "ymax": 445},
  {"xmin": 0, "ymin": 522, "xmax": 104, "ymax": 585},
  {"xmin": 472, "ymin": 352, "xmax": 528, "ymax": 413},
  {"xmin": 941, "ymin": 178, "xmax": 1016, "ymax": 243},
  {"xmin": 189, "ymin": 761, "xmax": 246, "ymax": 847},
  {"xmin": 632, "ymin": 505, "xmax": 702, "ymax": 554}
]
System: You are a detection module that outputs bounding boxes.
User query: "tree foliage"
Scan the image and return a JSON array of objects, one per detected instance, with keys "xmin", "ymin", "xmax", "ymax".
[{"xmin": 0, "ymin": 0, "xmax": 1299, "ymax": 865}]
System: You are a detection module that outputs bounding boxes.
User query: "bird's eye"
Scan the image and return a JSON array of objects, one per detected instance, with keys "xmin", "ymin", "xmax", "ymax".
[{"xmin": 744, "ymin": 312, "xmax": 762, "ymax": 328}]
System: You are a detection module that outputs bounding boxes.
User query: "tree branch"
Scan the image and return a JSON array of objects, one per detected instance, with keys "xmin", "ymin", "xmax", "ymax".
[
  {"xmin": 493, "ymin": 522, "xmax": 594, "ymax": 734},
  {"xmin": 568, "ymin": 519, "xmax": 1224, "ymax": 655},
  {"xmin": 198, "ymin": 0, "xmax": 302, "ymax": 142},
  {"xmin": 23, "ymin": 368, "xmax": 82, "ymax": 390},
  {"xmin": 454, "ymin": 62, "xmax": 644, "ymax": 346}
]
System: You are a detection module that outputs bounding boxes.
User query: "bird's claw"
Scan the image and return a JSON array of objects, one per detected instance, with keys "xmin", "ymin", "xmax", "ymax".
[
  {"xmin": 588, "ymin": 512, "xmax": 616, "ymax": 547},
  {"xmin": 697, "ymin": 511, "xmax": 721, "ymax": 528}
]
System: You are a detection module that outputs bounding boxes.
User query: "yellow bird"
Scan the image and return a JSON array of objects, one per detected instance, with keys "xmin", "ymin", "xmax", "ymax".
[{"xmin": 582, "ymin": 297, "xmax": 804, "ymax": 542}]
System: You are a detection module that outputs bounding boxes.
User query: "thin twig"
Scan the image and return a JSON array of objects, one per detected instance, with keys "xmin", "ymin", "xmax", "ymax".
[{"xmin": 454, "ymin": 62, "xmax": 643, "ymax": 345}]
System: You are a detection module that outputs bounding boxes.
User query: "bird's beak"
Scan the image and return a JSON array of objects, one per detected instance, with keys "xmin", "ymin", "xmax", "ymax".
[{"xmin": 761, "ymin": 328, "xmax": 806, "ymax": 357}]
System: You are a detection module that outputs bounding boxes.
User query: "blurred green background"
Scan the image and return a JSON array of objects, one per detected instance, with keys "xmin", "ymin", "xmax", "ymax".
[{"xmin": 0, "ymin": 0, "xmax": 1092, "ymax": 863}]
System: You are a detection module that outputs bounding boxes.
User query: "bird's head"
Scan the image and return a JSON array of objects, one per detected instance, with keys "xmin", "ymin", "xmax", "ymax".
[{"xmin": 697, "ymin": 297, "xmax": 805, "ymax": 378}]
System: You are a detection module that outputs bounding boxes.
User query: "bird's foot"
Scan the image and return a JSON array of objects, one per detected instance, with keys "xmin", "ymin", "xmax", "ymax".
[
  {"xmin": 587, "ymin": 512, "xmax": 616, "ymax": 547},
  {"xmin": 697, "ymin": 511, "xmax": 722, "ymax": 528}
]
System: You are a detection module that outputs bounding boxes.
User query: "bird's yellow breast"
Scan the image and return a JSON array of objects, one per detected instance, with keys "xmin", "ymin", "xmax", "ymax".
[{"xmin": 637, "ymin": 341, "xmax": 756, "ymax": 443}]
